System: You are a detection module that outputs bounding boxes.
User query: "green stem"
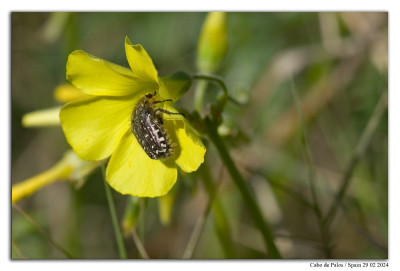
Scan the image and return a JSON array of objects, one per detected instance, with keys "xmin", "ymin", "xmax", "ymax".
[
  {"xmin": 200, "ymin": 161, "xmax": 236, "ymax": 258},
  {"xmin": 324, "ymin": 91, "xmax": 388, "ymax": 224},
  {"xmin": 193, "ymin": 79, "xmax": 208, "ymax": 113},
  {"xmin": 139, "ymin": 198, "xmax": 146, "ymax": 243},
  {"xmin": 290, "ymin": 78, "xmax": 331, "ymax": 257},
  {"xmin": 12, "ymin": 239, "xmax": 27, "ymax": 259},
  {"xmin": 12, "ymin": 204, "xmax": 75, "ymax": 259},
  {"xmin": 192, "ymin": 73, "xmax": 241, "ymax": 106},
  {"xmin": 204, "ymin": 117, "xmax": 282, "ymax": 258},
  {"xmin": 102, "ymin": 166, "xmax": 127, "ymax": 259},
  {"xmin": 290, "ymin": 81, "xmax": 320, "ymax": 214},
  {"xmin": 193, "ymin": 73, "xmax": 227, "ymax": 94},
  {"xmin": 132, "ymin": 228, "xmax": 150, "ymax": 259},
  {"xmin": 253, "ymin": 170, "xmax": 314, "ymax": 210},
  {"xmin": 182, "ymin": 200, "xmax": 211, "ymax": 259},
  {"xmin": 183, "ymin": 162, "xmax": 235, "ymax": 259}
]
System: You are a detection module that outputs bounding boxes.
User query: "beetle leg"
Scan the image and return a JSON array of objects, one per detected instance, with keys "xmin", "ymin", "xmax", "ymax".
[
  {"xmin": 152, "ymin": 99, "xmax": 173, "ymax": 105},
  {"xmin": 154, "ymin": 108, "xmax": 185, "ymax": 118}
]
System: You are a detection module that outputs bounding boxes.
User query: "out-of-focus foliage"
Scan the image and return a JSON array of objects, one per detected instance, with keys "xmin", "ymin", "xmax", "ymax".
[{"xmin": 11, "ymin": 12, "xmax": 387, "ymax": 259}]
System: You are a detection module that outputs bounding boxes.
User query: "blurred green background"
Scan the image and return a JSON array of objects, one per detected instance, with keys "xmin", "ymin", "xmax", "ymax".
[{"xmin": 11, "ymin": 12, "xmax": 388, "ymax": 259}]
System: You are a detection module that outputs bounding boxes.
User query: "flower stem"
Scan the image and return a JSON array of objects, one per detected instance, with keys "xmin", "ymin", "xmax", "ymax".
[
  {"xmin": 193, "ymin": 79, "xmax": 208, "ymax": 114},
  {"xmin": 102, "ymin": 166, "xmax": 127, "ymax": 259},
  {"xmin": 193, "ymin": 73, "xmax": 227, "ymax": 94},
  {"xmin": 192, "ymin": 73, "xmax": 242, "ymax": 108},
  {"xmin": 200, "ymin": 161, "xmax": 236, "ymax": 258},
  {"xmin": 204, "ymin": 117, "xmax": 282, "ymax": 258}
]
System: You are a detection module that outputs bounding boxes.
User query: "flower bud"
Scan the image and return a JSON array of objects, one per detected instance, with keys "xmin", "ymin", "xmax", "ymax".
[
  {"xmin": 12, "ymin": 150, "xmax": 94, "ymax": 203},
  {"xmin": 197, "ymin": 12, "xmax": 228, "ymax": 73},
  {"xmin": 54, "ymin": 83, "xmax": 88, "ymax": 103},
  {"xmin": 22, "ymin": 107, "xmax": 62, "ymax": 127}
]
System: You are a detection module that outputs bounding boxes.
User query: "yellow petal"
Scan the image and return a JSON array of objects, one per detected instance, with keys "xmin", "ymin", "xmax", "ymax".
[
  {"xmin": 106, "ymin": 131, "xmax": 177, "ymax": 197},
  {"xmin": 125, "ymin": 37, "xmax": 159, "ymax": 87},
  {"xmin": 159, "ymin": 72, "xmax": 192, "ymax": 102},
  {"xmin": 66, "ymin": 50, "xmax": 158, "ymax": 96},
  {"xmin": 161, "ymin": 104, "xmax": 206, "ymax": 173},
  {"xmin": 60, "ymin": 95, "xmax": 139, "ymax": 161}
]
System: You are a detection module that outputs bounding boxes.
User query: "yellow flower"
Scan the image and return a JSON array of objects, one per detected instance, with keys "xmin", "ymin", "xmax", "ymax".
[{"xmin": 60, "ymin": 37, "xmax": 206, "ymax": 197}]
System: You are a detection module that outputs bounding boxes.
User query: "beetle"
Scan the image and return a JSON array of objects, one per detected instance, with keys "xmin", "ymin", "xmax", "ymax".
[{"xmin": 131, "ymin": 92, "xmax": 184, "ymax": 160}]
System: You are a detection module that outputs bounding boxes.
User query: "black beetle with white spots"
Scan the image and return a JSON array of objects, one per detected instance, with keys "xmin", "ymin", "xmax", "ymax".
[{"xmin": 131, "ymin": 92, "xmax": 184, "ymax": 160}]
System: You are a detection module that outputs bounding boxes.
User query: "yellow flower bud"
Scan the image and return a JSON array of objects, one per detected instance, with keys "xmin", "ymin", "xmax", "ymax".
[
  {"xmin": 12, "ymin": 150, "xmax": 84, "ymax": 203},
  {"xmin": 54, "ymin": 83, "xmax": 88, "ymax": 103},
  {"xmin": 197, "ymin": 12, "xmax": 228, "ymax": 73},
  {"xmin": 42, "ymin": 12, "xmax": 70, "ymax": 44},
  {"xmin": 21, "ymin": 107, "xmax": 62, "ymax": 127}
]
